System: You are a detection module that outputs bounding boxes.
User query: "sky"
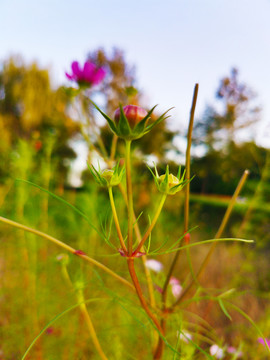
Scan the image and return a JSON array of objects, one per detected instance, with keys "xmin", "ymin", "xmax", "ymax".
[{"xmin": 1, "ymin": 0, "xmax": 270, "ymax": 170}]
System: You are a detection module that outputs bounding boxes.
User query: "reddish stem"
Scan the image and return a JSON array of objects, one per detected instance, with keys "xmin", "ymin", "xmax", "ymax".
[{"xmin": 127, "ymin": 258, "xmax": 164, "ymax": 359}]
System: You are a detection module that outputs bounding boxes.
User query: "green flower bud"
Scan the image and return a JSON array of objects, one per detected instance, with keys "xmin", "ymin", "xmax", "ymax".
[
  {"xmin": 90, "ymin": 100, "xmax": 172, "ymax": 140},
  {"xmin": 159, "ymin": 174, "xmax": 180, "ymax": 188},
  {"xmin": 89, "ymin": 161, "xmax": 125, "ymax": 187},
  {"xmin": 148, "ymin": 164, "xmax": 190, "ymax": 195}
]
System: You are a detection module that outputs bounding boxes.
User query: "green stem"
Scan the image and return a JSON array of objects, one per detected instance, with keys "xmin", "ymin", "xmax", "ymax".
[
  {"xmin": 79, "ymin": 93, "xmax": 108, "ymax": 158},
  {"xmin": 110, "ymin": 134, "xmax": 118, "ymax": 162},
  {"xmin": 118, "ymin": 183, "xmax": 156, "ymax": 308},
  {"xmin": 133, "ymin": 193, "xmax": 167, "ymax": 256},
  {"xmin": 125, "ymin": 140, "xmax": 134, "ymax": 255},
  {"xmin": 162, "ymin": 84, "xmax": 199, "ymax": 302},
  {"xmin": 108, "ymin": 186, "xmax": 127, "ymax": 253},
  {"xmin": 61, "ymin": 264, "xmax": 108, "ymax": 360},
  {"xmin": 172, "ymin": 169, "xmax": 249, "ymax": 307},
  {"xmin": 0, "ymin": 216, "xmax": 134, "ymax": 291},
  {"xmin": 77, "ymin": 288, "xmax": 108, "ymax": 360}
]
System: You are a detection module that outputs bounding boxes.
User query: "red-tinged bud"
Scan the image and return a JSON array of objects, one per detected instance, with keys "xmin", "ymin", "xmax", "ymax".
[
  {"xmin": 184, "ymin": 233, "xmax": 190, "ymax": 244},
  {"xmin": 74, "ymin": 249, "xmax": 86, "ymax": 256},
  {"xmin": 114, "ymin": 105, "xmax": 148, "ymax": 128},
  {"xmin": 46, "ymin": 326, "xmax": 54, "ymax": 335}
]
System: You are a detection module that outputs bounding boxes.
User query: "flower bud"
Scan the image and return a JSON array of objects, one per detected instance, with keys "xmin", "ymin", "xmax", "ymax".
[
  {"xmin": 89, "ymin": 162, "xmax": 125, "ymax": 187},
  {"xmin": 91, "ymin": 100, "xmax": 171, "ymax": 140},
  {"xmin": 148, "ymin": 164, "xmax": 189, "ymax": 196},
  {"xmin": 159, "ymin": 174, "xmax": 180, "ymax": 188},
  {"xmin": 101, "ymin": 169, "xmax": 114, "ymax": 181},
  {"xmin": 114, "ymin": 105, "xmax": 148, "ymax": 128},
  {"xmin": 101, "ymin": 169, "xmax": 123, "ymax": 187}
]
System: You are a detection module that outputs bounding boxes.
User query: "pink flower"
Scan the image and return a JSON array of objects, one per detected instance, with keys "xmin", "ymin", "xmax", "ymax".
[
  {"xmin": 114, "ymin": 105, "xmax": 148, "ymax": 128},
  {"xmin": 227, "ymin": 346, "xmax": 243, "ymax": 358},
  {"xmin": 210, "ymin": 344, "xmax": 224, "ymax": 359},
  {"xmin": 169, "ymin": 277, "xmax": 183, "ymax": 298},
  {"xmin": 145, "ymin": 259, "xmax": 164, "ymax": 273},
  {"xmin": 227, "ymin": 346, "xmax": 236, "ymax": 353},
  {"xmin": 66, "ymin": 61, "xmax": 105, "ymax": 87},
  {"xmin": 177, "ymin": 330, "xmax": 192, "ymax": 343},
  {"xmin": 258, "ymin": 337, "xmax": 270, "ymax": 347}
]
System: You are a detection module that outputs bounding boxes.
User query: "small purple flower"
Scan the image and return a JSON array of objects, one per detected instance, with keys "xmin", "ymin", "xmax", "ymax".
[
  {"xmin": 66, "ymin": 61, "xmax": 105, "ymax": 87},
  {"xmin": 177, "ymin": 330, "xmax": 193, "ymax": 343},
  {"xmin": 227, "ymin": 346, "xmax": 243, "ymax": 358},
  {"xmin": 169, "ymin": 277, "xmax": 183, "ymax": 298},
  {"xmin": 210, "ymin": 344, "xmax": 224, "ymax": 359},
  {"xmin": 258, "ymin": 337, "xmax": 270, "ymax": 347},
  {"xmin": 145, "ymin": 259, "xmax": 164, "ymax": 273},
  {"xmin": 227, "ymin": 346, "xmax": 235, "ymax": 353}
]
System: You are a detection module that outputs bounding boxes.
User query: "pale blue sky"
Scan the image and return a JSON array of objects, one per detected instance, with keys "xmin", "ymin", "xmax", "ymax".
[{"xmin": 1, "ymin": 0, "xmax": 270, "ymax": 149}]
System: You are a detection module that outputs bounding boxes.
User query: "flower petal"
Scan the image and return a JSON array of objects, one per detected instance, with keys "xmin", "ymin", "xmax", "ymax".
[
  {"xmin": 83, "ymin": 61, "xmax": 96, "ymax": 82},
  {"xmin": 65, "ymin": 72, "xmax": 74, "ymax": 80},
  {"xmin": 145, "ymin": 259, "xmax": 164, "ymax": 272},
  {"xmin": 91, "ymin": 67, "xmax": 106, "ymax": 85},
  {"xmin": 71, "ymin": 61, "xmax": 82, "ymax": 79}
]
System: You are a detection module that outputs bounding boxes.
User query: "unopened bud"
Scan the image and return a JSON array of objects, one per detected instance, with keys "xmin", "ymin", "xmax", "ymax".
[
  {"xmin": 114, "ymin": 105, "xmax": 148, "ymax": 128},
  {"xmin": 159, "ymin": 174, "xmax": 180, "ymax": 188},
  {"xmin": 101, "ymin": 169, "xmax": 114, "ymax": 181}
]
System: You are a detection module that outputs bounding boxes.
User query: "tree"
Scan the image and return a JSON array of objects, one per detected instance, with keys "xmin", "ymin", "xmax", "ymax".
[
  {"xmin": 192, "ymin": 68, "xmax": 262, "ymax": 194},
  {"xmin": 0, "ymin": 56, "xmax": 79, "ymax": 185},
  {"xmin": 194, "ymin": 68, "xmax": 261, "ymax": 151}
]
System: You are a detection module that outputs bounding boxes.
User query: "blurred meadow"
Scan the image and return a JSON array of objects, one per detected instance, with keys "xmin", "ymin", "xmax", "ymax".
[{"xmin": 1, "ymin": 1, "xmax": 270, "ymax": 359}]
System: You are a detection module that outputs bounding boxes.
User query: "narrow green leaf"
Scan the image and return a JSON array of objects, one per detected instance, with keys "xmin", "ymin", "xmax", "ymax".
[
  {"xmin": 177, "ymin": 329, "xmax": 215, "ymax": 359},
  {"xmin": 177, "ymin": 166, "xmax": 181, "ymax": 180},
  {"xmin": 90, "ymin": 100, "xmax": 118, "ymax": 134},
  {"xmin": 151, "ymin": 237, "xmax": 254, "ymax": 256},
  {"xmin": 154, "ymin": 225, "xmax": 198, "ymax": 253},
  {"xmin": 145, "ymin": 113, "xmax": 171, "ymax": 132},
  {"xmin": 133, "ymin": 211, "xmax": 144, "ymax": 227},
  {"xmin": 225, "ymin": 301, "xmax": 270, "ymax": 353},
  {"xmin": 133, "ymin": 105, "xmax": 157, "ymax": 133},
  {"xmin": 150, "ymin": 236, "xmax": 170, "ymax": 254},
  {"xmin": 218, "ymin": 298, "xmax": 232, "ymax": 321},
  {"xmin": 17, "ymin": 179, "xmax": 104, "ymax": 239},
  {"xmin": 146, "ymin": 165, "xmax": 159, "ymax": 188},
  {"xmin": 21, "ymin": 298, "xmax": 109, "ymax": 360}
]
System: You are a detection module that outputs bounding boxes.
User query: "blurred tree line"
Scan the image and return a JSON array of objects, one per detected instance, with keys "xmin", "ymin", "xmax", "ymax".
[
  {"xmin": 0, "ymin": 51, "xmax": 269, "ymax": 247},
  {"xmin": 0, "ymin": 56, "xmax": 78, "ymax": 188},
  {"xmin": 0, "ymin": 53, "xmax": 268, "ymax": 189},
  {"xmin": 192, "ymin": 68, "xmax": 266, "ymax": 195}
]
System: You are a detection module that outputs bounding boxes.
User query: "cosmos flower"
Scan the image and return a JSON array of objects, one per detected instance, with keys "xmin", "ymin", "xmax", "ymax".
[
  {"xmin": 66, "ymin": 61, "xmax": 105, "ymax": 87},
  {"xmin": 227, "ymin": 346, "xmax": 243, "ymax": 358},
  {"xmin": 145, "ymin": 259, "xmax": 164, "ymax": 273},
  {"xmin": 177, "ymin": 330, "xmax": 192, "ymax": 343},
  {"xmin": 169, "ymin": 277, "xmax": 183, "ymax": 298},
  {"xmin": 258, "ymin": 337, "xmax": 270, "ymax": 347},
  {"xmin": 210, "ymin": 344, "xmax": 224, "ymax": 359}
]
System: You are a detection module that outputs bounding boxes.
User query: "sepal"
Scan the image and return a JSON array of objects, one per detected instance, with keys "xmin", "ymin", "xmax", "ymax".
[
  {"xmin": 148, "ymin": 163, "xmax": 191, "ymax": 195},
  {"xmin": 88, "ymin": 161, "xmax": 125, "ymax": 187}
]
